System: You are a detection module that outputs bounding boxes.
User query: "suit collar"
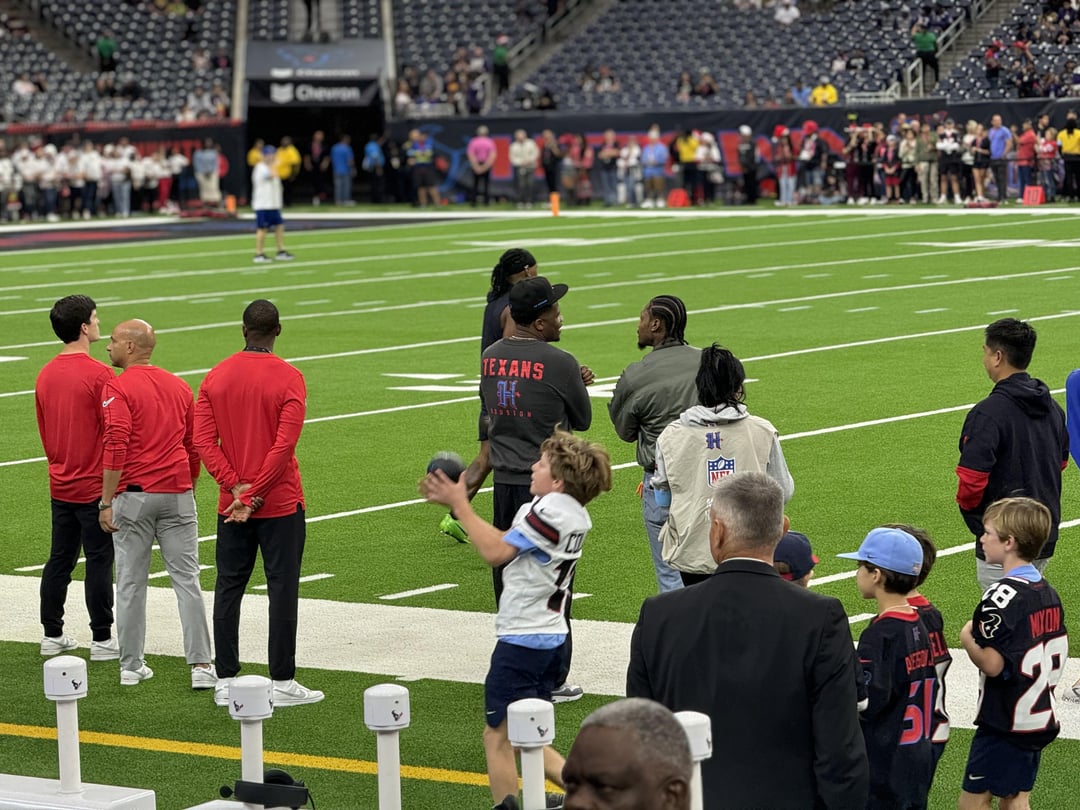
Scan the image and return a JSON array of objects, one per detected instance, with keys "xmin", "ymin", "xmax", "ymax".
[{"xmin": 715, "ymin": 558, "xmax": 782, "ymax": 577}]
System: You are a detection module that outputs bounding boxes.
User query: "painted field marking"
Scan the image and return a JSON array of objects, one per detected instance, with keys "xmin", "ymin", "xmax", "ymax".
[
  {"xmin": 0, "ymin": 721, "xmax": 490, "ymax": 787},
  {"xmin": 572, "ymin": 592, "xmax": 593, "ymax": 600},
  {"xmin": 778, "ymin": 305, "xmax": 811, "ymax": 312},
  {"xmin": 846, "ymin": 306, "xmax": 879, "ymax": 313},
  {"xmin": 254, "ymin": 573, "xmax": 334, "ymax": 591},
  {"xmin": 988, "ymin": 309, "xmax": 1018, "ymax": 315},
  {"xmin": 803, "ymin": 273, "xmax": 832, "ymax": 278},
  {"xmin": 3, "ymin": 216, "xmax": 1074, "ymax": 308},
  {"xmin": 587, "ymin": 302, "xmax": 622, "ymax": 309},
  {"xmin": 379, "ymin": 583, "xmax": 459, "ymax": 600},
  {"xmin": 849, "ymin": 613, "xmax": 877, "ymax": 623},
  {"xmin": 0, "ymin": 356, "xmax": 27, "ymax": 363},
  {"xmin": 0, "ymin": 456, "xmax": 45, "ymax": 467},
  {"xmin": 915, "ymin": 308, "xmax": 949, "ymax": 314},
  {"xmin": 384, "ymin": 373, "xmax": 463, "ymax": 380},
  {"xmin": 863, "ymin": 273, "xmax": 890, "ymax": 278},
  {"xmin": 921, "ymin": 274, "xmax": 949, "ymax": 279}
]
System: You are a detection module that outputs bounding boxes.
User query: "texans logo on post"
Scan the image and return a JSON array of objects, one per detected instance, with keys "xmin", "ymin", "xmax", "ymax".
[{"xmin": 707, "ymin": 455, "xmax": 736, "ymax": 487}]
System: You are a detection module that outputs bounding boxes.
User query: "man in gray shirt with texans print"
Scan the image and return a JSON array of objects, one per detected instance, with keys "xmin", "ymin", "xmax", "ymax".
[{"xmin": 481, "ymin": 275, "xmax": 592, "ymax": 701}]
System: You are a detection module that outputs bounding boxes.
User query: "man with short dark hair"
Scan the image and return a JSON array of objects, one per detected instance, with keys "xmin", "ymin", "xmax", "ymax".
[
  {"xmin": 608, "ymin": 296, "xmax": 700, "ymax": 592},
  {"xmin": 35, "ymin": 295, "xmax": 118, "ymax": 661},
  {"xmin": 194, "ymin": 300, "xmax": 322, "ymax": 707},
  {"xmin": 562, "ymin": 698, "xmax": 692, "ymax": 810},
  {"xmin": 956, "ymin": 318, "xmax": 1067, "ymax": 589},
  {"xmin": 628, "ymin": 472, "xmax": 869, "ymax": 808},
  {"xmin": 482, "ymin": 275, "xmax": 593, "ymax": 702}
]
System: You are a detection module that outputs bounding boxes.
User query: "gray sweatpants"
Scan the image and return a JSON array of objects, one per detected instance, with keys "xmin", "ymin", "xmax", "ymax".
[{"xmin": 113, "ymin": 490, "xmax": 211, "ymax": 671}]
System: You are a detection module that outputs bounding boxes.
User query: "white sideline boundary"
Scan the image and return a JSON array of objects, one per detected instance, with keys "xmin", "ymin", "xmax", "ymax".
[{"xmin": 1, "ymin": 572, "xmax": 1079, "ymax": 740}]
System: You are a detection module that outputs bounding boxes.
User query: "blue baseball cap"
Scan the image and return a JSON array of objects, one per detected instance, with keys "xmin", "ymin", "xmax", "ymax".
[
  {"xmin": 262, "ymin": 145, "xmax": 277, "ymax": 156},
  {"xmin": 837, "ymin": 527, "xmax": 923, "ymax": 576},
  {"xmin": 774, "ymin": 531, "xmax": 817, "ymax": 581}
]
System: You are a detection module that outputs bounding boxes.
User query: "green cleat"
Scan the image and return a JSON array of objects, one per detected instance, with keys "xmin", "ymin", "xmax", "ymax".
[{"xmin": 439, "ymin": 513, "xmax": 469, "ymax": 544}]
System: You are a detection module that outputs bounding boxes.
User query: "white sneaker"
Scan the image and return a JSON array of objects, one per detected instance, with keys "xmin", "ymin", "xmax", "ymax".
[
  {"xmin": 214, "ymin": 677, "xmax": 234, "ymax": 707},
  {"xmin": 90, "ymin": 638, "xmax": 120, "ymax": 661},
  {"xmin": 272, "ymin": 679, "xmax": 324, "ymax": 706},
  {"xmin": 253, "ymin": 254, "xmax": 272, "ymax": 264},
  {"xmin": 551, "ymin": 684, "xmax": 584, "ymax": 703},
  {"xmin": 936, "ymin": 195, "xmax": 947, "ymax": 204},
  {"xmin": 191, "ymin": 665, "xmax": 217, "ymax": 690},
  {"xmin": 120, "ymin": 665, "xmax": 153, "ymax": 685},
  {"xmin": 41, "ymin": 635, "xmax": 78, "ymax": 656}
]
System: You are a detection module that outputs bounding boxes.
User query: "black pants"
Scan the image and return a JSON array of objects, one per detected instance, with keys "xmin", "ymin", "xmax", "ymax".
[
  {"xmin": 42, "ymin": 499, "xmax": 115, "ymax": 640},
  {"xmin": 492, "ymin": 481, "xmax": 574, "ymax": 686},
  {"xmin": 472, "ymin": 169, "xmax": 491, "ymax": 205},
  {"xmin": 213, "ymin": 506, "xmax": 306, "ymax": 680},
  {"xmin": 1063, "ymin": 156, "xmax": 1080, "ymax": 201}
]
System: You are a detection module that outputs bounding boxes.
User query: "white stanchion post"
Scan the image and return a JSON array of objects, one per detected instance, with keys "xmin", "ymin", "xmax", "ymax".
[
  {"xmin": 43, "ymin": 656, "xmax": 88, "ymax": 796},
  {"xmin": 675, "ymin": 711, "xmax": 712, "ymax": 810},
  {"xmin": 506, "ymin": 699, "xmax": 555, "ymax": 810},
  {"xmin": 228, "ymin": 676, "xmax": 273, "ymax": 810},
  {"xmin": 363, "ymin": 684, "xmax": 410, "ymax": 810}
]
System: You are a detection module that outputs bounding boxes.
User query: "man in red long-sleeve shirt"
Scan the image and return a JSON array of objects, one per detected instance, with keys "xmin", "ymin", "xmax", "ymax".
[
  {"xmin": 35, "ymin": 294, "xmax": 118, "ymax": 661},
  {"xmin": 98, "ymin": 319, "xmax": 214, "ymax": 689},
  {"xmin": 194, "ymin": 300, "xmax": 322, "ymax": 707}
]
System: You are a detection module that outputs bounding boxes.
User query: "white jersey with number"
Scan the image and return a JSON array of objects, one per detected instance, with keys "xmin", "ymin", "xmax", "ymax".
[{"xmin": 496, "ymin": 492, "xmax": 591, "ymax": 639}]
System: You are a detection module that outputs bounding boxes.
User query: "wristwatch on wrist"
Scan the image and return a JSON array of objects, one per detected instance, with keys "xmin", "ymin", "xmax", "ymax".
[{"xmin": 98, "ymin": 500, "xmax": 112, "ymax": 511}]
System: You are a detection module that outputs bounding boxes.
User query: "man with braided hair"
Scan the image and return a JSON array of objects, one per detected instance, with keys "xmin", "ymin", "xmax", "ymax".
[
  {"xmin": 609, "ymin": 295, "xmax": 700, "ymax": 592},
  {"xmin": 440, "ymin": 248, "xmax": 539, "ymax": 543}
]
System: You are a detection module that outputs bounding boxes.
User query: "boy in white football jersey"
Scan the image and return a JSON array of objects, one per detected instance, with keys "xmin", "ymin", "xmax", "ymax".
[{"xmin": 420, "ymin": 429, "xmax": 612, "ymax": 805}]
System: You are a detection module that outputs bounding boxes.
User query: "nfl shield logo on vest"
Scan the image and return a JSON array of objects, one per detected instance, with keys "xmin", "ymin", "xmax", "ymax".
[{"xmin": 707, "ymin": 456, "xmax": 735, "ymax": 487}]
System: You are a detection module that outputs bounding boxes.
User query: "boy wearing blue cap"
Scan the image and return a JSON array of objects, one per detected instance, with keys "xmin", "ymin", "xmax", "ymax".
[
  {"xmin": 958, "ymin": 497, "xmax": 1067, "ymax": 810},
  {"xmin": 839, "ymin": 527, "xmax": 937, "ymax": 810},
  {"xmin": 888, "ymin": 523, "xmax": 951, "ymax": 776}
]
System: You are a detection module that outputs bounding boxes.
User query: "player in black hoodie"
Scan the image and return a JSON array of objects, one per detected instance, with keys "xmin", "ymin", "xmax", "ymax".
[{"xmin": 956, "ymin": 318, "xmax": 1069, "ymax": 590}]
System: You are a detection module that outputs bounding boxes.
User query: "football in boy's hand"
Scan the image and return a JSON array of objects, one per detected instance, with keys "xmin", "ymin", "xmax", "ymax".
[{"xmin": 427, "ymin": 452, "xmax": 465, "ymax": 482}]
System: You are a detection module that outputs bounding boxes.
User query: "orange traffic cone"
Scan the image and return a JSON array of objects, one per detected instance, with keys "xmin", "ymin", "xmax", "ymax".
[{"xmin": 550, "ymin": 191, "xmax": 560, "ymax": 217}]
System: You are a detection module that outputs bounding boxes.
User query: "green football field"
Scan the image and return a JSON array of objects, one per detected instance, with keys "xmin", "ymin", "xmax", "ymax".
[{"xmin": 2, "ymin": 208, "xmax": 1080, "ymax": 808}]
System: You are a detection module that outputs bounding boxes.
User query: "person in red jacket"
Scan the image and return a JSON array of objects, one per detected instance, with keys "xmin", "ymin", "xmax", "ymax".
[
  {"xmin": 98, "ymin": 319, "xmax": 214, "ymax": 689},
  {"xmin": 193, "ymin": 300, "xmax": 323, "ymax": 707},
  {"xmin": 35, "ymin": 294, "xmax": 118, "ymax": 661}
]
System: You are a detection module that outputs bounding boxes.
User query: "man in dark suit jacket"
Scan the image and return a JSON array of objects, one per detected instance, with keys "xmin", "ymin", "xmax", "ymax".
[{"xmin": 627, "ymin": 472, "xmax": 869, "ymax": 809}]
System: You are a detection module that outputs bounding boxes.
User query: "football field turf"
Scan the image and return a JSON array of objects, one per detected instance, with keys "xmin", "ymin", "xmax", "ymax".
[{"xmin": 2, "ymin": 208, "xmax": 1080, "ymax": 808}]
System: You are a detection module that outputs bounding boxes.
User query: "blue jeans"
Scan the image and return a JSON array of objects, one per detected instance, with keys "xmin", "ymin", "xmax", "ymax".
[
  {"xmin": 642, "ymin": 472, "xmax": 684, "ymax": 593},
  {"xmin": 333, "ymin": 172, "xmax": 352, "ymax": 204}
]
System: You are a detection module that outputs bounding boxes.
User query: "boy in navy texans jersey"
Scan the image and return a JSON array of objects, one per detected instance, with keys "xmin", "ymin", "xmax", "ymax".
[
  {"xmin": 886, "ymin": 523, "xmax": 952, "ymax": 775},
  {"xmin": 839, "ymin": 527, "xmax": 937, "ymax": 810},
  {"xmin": 959, "ymin": 497, "xmax": 1067, "ymax": 810},
  {"xmin": 420, "ymin": 429, "xmax": 612, "ymax": 806}
]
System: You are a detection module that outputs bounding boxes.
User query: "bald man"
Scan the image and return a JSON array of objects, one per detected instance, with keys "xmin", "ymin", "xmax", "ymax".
[
  {"xmin": 561, "ymin": 698, "xmax": 691, "ymax": 810},
  {"xmin": 99, "ymin": 320, "xmax": 214, "ymax": 689}
]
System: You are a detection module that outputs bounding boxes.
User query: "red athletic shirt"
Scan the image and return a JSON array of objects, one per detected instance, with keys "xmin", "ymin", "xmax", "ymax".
[
  {"xmin": 101, "ymin": 364, "xmax": 199, "ymax": 493},
  {"xmin": 35, "ymin": 352, "xmax": 115, "ymax": 502},
  {"xmin": 193, "ymin": 351, "xmax": 305, "ymax": 518}
]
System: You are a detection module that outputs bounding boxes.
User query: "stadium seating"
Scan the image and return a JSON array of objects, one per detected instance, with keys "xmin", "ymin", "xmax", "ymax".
[
  {"xmin": 937, "ymin": 0, "xmax": 1080, "ymax": 101},
  {"xmin": 393, "ymin": 0, "xmax": 517, "ymax": 80},
  {"xmin": 2, "ymin": 1, "xmax": 235, "ymax": 124},
  {"xmin": 494, "ymin": 0, "xmax": 967, "ymax": 112}
]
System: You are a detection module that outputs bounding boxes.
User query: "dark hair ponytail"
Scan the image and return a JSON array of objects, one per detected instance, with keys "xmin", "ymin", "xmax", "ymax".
[{"xmin": 696, "ymin": 344, "xmax": 746, "ymax": 409}]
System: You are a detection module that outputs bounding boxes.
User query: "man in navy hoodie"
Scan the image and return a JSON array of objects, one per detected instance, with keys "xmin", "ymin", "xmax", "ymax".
[{"xmin": 956, "ymin": 318, "xmax": 1068, "ymax": 589}]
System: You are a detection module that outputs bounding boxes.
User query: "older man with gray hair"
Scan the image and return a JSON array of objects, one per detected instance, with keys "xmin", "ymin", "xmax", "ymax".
[
  {"xmin": 627, "ymin": 472, "xmax": 869, "ymax": 809},
  {"xmin": 561, "ymin": 697, "xmax": 691, "ymax": 809}
]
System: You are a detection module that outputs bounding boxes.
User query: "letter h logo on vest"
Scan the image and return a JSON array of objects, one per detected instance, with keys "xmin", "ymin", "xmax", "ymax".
[
  {"xmin": 705, "ymin": 431, "xmax": 722, "ymax": 450},
  {"xmin": 497, "ymin": 380, "xmax": 518, "ymax": 408}
]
